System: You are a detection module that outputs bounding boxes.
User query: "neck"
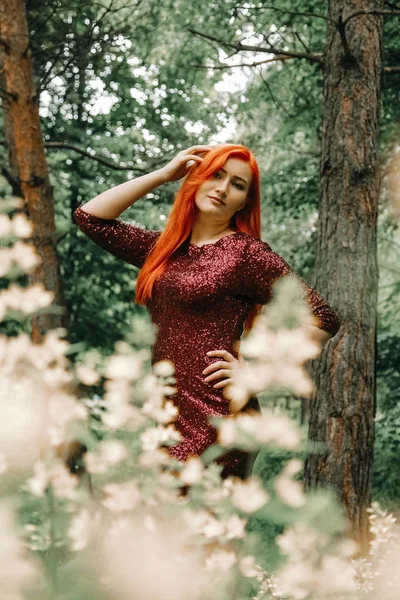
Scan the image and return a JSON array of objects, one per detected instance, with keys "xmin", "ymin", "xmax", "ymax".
[{"xmin": 189, "ymin": 221, "xmax": 234, "ymax": 245}]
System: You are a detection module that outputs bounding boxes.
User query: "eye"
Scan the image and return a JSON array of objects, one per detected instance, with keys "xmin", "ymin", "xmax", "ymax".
[
  {"xmin": 233, "ymin": 181, "xmax": 244, "ymax": 190},
  {"xmin": 212, "ymin": 171, "xmax": 222, "ymax": 179}
]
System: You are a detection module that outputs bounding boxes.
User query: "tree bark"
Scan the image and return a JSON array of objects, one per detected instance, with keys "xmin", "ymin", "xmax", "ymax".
[
  {"xmin": 304, "ymin": 0, "xmax": 382, "ymax": 549},
  {"xmin": 0, "ymin": 0, "xmax": 68, "ymax": 342}
]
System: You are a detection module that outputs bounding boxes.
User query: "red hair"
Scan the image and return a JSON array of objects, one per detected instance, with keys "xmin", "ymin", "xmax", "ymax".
[{"xmin": 136, "ymin": 144, "xmax": 263, "ymax": 335}]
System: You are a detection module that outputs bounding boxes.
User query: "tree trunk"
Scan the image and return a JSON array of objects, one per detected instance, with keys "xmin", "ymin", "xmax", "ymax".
[
  {"xmin": 0, "ymin": 0, "xmax": 68, "ymax": 342},
  {"xmin": 304, "ymin": 0, "xmax": 382, "ymax": 549}
]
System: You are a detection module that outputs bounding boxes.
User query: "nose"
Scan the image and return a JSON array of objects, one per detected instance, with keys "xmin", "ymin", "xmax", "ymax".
[{"xmin": 215, "ymin": 177, "xmax": 228, "ymax": 197}]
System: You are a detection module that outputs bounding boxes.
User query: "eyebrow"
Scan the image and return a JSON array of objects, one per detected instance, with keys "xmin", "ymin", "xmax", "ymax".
[{"xmin": 219, "ymin": 168, "xmax": 249, "ymax": 186}]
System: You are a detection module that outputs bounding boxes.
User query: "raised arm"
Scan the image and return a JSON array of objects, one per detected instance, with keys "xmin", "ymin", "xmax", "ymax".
[
  {"xmin": 79, "ymin": 145, "xmax": 214, "ymax": 219},
  {"xmin": 73, "ymin": 145, "xmax": 214, "ymax": 266}
]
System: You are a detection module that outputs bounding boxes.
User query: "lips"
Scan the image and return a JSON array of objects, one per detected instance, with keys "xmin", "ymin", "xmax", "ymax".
[{"xmin": 208, "ymin": 195, "xmax": 225, "ymax": 205}]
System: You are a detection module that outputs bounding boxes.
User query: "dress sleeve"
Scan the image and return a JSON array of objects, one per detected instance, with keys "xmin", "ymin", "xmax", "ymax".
[
  {"xmin": 242, "ymin": 238, "xmax": 340, "ymax": 336},
  {"xmin": 73, "ymin": 206, "xmax": 161, "ymax": 269}
]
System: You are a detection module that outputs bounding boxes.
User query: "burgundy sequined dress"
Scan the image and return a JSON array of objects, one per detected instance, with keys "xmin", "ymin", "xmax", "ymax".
[{"xmin": 73, "ymin": 207, "xmax": 340, "ymax": 478}]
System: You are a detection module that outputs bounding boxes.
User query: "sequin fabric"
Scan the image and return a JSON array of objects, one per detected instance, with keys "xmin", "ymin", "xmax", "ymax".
[{"xmin": 73, "ymin": 206, "xmax": 340, "ymax": 478}]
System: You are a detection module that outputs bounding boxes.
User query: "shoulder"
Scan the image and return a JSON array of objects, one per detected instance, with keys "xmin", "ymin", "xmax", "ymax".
[{"xmin": 235, "ymin": 232, "xmax": 273, "ymax": 256}]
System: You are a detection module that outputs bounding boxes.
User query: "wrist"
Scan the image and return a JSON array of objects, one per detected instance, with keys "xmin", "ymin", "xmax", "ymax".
[{"xmin": 155, "ymin": 167, "xmax": 170, "ymax": 185}]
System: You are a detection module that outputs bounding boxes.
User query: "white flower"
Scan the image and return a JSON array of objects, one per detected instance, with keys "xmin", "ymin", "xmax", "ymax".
[
  {"xmin": 0, "ymin": 248, "xmax": 13, "ymax": 277},
  {"xmin": 224, "ymin": 515, "xmax": 247, "ymax": 539},
  {"xmin": 13, "ymin": 241, "xmax": 40, "ymax": 271},
  {"xmin": 218, "ymin": 418, "xmax": 237, "ymax": 447},
  {"xmin": 180, "ymin": 458, "xmax": 203, "ymax": 485},
  {"xmin": 0, "ymin": 502, "xmax": 42, "ymax": 596},
  {"xmin": 26, "ymin": 461, "xmax": 49, "ymax": 497},
  {"xmin": 85, "ymin": 440, "xmax": 128, "ymax": 474},
  {"xmin": 84, "ymin": 452, "xmax": 108, "ymax": 474},
  {"xmin": 48, "ymin": 392, "xmax": 87, "ymax": 428},
  {"xmin": 142, "ymin": 397, "xmax": 178, "ymax": 424},
  {"xmin": 100, "ymin": 440, "xmax": 128, "ymax": 464},
  {"xmin": 231, "ymin": 477, "xmax": 269, "ymax": 513},
  {"xmin": 202, "ymin": 516, "xmax": 225, "ymax": 540},
  {"xmin": 105, "ymin": 353, "xmax": 141, "ymax": 380},
  {"xmin": 182, "ymin": 509, "xmax": 210, "ymax": 534},
  {"xmin": 102, "ymin": 481, "xmax": 141, "ymax": 512},
  {"xmin": 277, "ymin": 524, "xmax": 324, "ymax": 561},
  {"xmin": 205, "ymin": 548, "xmax": 236, "ymax": 570},
  {"xmin": 3, "ymin": 283, "xmax": 53, "ymax": 314},
  {"xmin": 76, "ymin": 363, "xmax": 100, "ymax": 386},
  {"xmin": 274, "ymin": 459, "xmax": 306, "ymax": 508},
  {"xmin": 68, "ymin": 509, "xmax": 100, "ymax": 552},
  {"xmin": 239, "ymin": 555, "xmax": 262, "ymax": 578},
  {"xmin": 0, "ymin": 214, "xmax": 12, "ymax": 237},
  {"xmin": 139, "ymin": 448, "xmax": 171, "ymax": 467},
  {"xmin": 12, "ymin": 213, "xmax": 33, "ymax": 238},
  {"xmin": 140, "ymin": 425, "xmax": 181, "ymax": 451},
  {"xmin": 153, "ymin": 359, "xmax": 175, "ymax": 377},
  {"xmin": 26, "ymin": 460, "xmax": 78, "ymax": 500},
  {"xmin": 218, "ymin": 411, "xmax": 301, "ymax": 452}
]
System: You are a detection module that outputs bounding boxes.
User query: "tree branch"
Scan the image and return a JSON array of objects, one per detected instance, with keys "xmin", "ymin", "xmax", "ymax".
[
  {"xmin": 251, "ymin": 6, "xmax": 335, "ymax": 24},
  {"xmin": 187, "ymin": 28, "xmax": 322, "ymax": 64},
  {"xmin": 384, "ymin": 65, "xmax": 400, "ymax": 72},
  {"xmin": 44, "ymin": 142, "xmax": 150, "ymax": 171},
  {"xmin": 343, "ymin": 9, "xmax": 400, "ymax": 27},
  {"xmin": 189, "ymin": 55, "xmax": 298, "ymax": 70},
  {"xmin": 0, "ymin": 140, "xmax": 156, "ymax": 173},
  {"xmin": 337, "ymin": 14, "xmax": 354, "ymax": 63}
]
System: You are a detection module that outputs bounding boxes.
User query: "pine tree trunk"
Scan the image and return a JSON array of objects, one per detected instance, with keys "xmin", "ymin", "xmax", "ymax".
[
  {"xmin": 304, "ymin": 0, "xmax": 382, "ymax": 549},
  {"xmin": 0, "ymin": 0, "xmax": 68, "ymax": 342}
]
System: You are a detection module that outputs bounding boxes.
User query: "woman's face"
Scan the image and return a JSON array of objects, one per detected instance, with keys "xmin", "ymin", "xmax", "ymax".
[{"xmin": 194, "ymin": 157, "xmax": 252, "ymax": 222}]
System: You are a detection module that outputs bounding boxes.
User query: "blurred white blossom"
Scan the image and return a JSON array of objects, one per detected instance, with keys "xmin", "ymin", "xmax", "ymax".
[
  {"xmin": 13, "ymin": 241, "xmax": 40, "ymax": 271},
  {"xmin": 142, "ymin": 396, "xmax": 179, "ymax": 424},
  {"xmin": 102, "ymin": 481, "xmax": 141, "ymax": 512},
  {"xmin": 0, "ymin": 214, "xmax": 12, "ymax": 237},
  {"xmin": 231, "ymin": 476, "xmax": 269, "ymax": 513},
  {"xmin": 0, "ymin": 502, "xmax": 43, "ymax": 597},
  {"xmin": 140, "ymin": 424, "xmax": 181, "ymax": 451},
  {"xmin": 180, "ymin": 457, "xmax": 203, "ymax": 485},
  {"xmin": 12, "ymin": 213, "xmax": 33, "ymax": 238},
  {"xmin": 26, "ymin": 459, "xmax": 79, "ymax": 500},
  {"xmin": 84, "ymin": 440, "xmax": 128, "ymax": 474},
  {"xmin": 218, "ymin": 411, "xmax": 301, "ymax": 452},
  {"xmin": 68, "ymin": 508, "xmax": 101, "ymax": 551},
  {"xmin": 277, "ymin": 523, "xmax": 358, "ymax": 599},
  {"xmin": 274, "ymin": 459, "xmax": 306, "ymax": 508},
  {"xmin": 0, "ymin": 283, "xmax": 54, "ymax": 319},
  {"xmin": 153, "ymin": 359, "xmax": 175, "ymax": 377},
  {"xmin": 93, "ymin": 514, "xmax": 209, "ymax": 600},
  {"xmin": 205, "ymin": 547, "xmax": 236, "ymax": 570}
]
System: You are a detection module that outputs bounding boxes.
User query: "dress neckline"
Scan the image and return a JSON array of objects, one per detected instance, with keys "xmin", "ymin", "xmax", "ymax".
[{"xmin": 188, "ymin": 231, "xmax": 241, "ymax": 249}]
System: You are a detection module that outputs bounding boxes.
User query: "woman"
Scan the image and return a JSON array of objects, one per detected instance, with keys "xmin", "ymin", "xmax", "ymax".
[{"xmin": 73, "ymin": 144, "xmax": 340, "ymax": 480}]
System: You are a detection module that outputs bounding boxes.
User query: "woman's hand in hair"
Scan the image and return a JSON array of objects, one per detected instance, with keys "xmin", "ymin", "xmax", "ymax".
[{"xmin": 159, "ymin": 145, "xmax": 213, "ymax": 183}]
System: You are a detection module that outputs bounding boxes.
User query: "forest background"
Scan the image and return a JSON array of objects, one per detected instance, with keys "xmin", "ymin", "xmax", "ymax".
[{"xmin": 1, "ymin": 0, "xmax": 400, "ymax": 523}]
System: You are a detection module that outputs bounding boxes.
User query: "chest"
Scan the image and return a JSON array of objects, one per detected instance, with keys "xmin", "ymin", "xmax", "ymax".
[{"xmin": 150, "ymin": 250, "xmax": 242, "ymax": 309}]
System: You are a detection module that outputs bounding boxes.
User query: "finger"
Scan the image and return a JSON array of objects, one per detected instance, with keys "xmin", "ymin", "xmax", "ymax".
[
  {"xmin": 213, "ymin": 378, "xmax": 234, "ymax": 389},
  {"xmin": 204, "ymin": 369, "xmax": 231, "ymax": 383},
  {"xmin": 181, "ymin": 154, "xmax": 204, "ymax": 164},
  {"xmin": 188, "ymin": 145, "xmax": 215, "ymax": 153},
  {"xmin": 203, "ymin": 360, "xmax": 228, "ymax": 375},
  {"xmin": 206, "ymin": 350, "xmax": 235, "ymax": 362}
]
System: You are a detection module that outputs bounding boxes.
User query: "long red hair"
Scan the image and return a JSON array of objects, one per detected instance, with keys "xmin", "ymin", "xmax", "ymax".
[{"xmin": 136, "ymin": 144, "xmax": 263, "ymax": 335}]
